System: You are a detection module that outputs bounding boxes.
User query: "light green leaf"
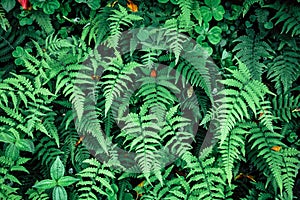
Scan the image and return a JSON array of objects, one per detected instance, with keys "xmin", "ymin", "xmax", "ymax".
[
  {"xmin": 33, "ymin": 179, "xmax": 57, "ymax": 190},
  {"xmin": 50, "ymin": 156, "xmax": 65, "ymax": 180},
  {"xmin": 57, "ymin": 176, "xmax": 79, "ymax": 187},
  {"xmin": 212, "ymin": 5, "xmax": 225, "ymax": 21},
  {"xmin": 53, "ymin": 186, "xmax": 67, "ymax": 200},
  {"xmin": 207, "ymin": 26, "xmax": 222, "ymax": 45},
  {"xmin": 1, "ymin": 0, "xmax": 16, "ymax": 12},
  {"xmin": 15, "ymin": 139, "xmax": 35, "ymax": 153}
]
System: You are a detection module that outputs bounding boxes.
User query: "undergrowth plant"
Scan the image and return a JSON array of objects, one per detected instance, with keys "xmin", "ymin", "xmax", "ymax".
[{"xmin": 0, "ymin": 0, "xmax": 299, "ymax": 199}]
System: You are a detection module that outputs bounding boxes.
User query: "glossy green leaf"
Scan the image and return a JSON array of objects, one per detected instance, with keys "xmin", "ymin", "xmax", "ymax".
[
  {"xmin": 57, "ymin": 176, "xmax": 79, "ymax": 187},
  {"xmin": 50, "ymin": 157, "xmax": 65, "ymax": 180},
  {"xmin": 5, "ymin": 144, "xmax": 19, "ymax": 161},
  {"xmin": 33, "ymin": 179, "xmax": 56, "ymax": 190},
  {"xmin": 52, "ymin": 186, "xmax": 67, "ymax": 200},
  {"xmin": 15, "ymin": 139, "xmax": 34, "ymax": 153},
  {"xmin": 207, "ymin": 26, "xmax": 222, "ymax": 44}
]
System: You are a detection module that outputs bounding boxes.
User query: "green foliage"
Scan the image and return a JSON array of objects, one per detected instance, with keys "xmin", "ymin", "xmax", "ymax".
[
  {"xmin": 272, "ymin": 2, "xmax": 300, "ymax": 36},
  {"xmin": 182, "ymin": 147, "xmax": 226, "ymax": 199},
  {"xmin": 233, "ymin": 29, "xmax": 274, "ymax": 80},
  {"xmin": 215, "ymin": 59, "xmax": 274, "ymax": 144},
  {"xmin": 33, "ymin": 156, "xmax": 79, "ymax": 200},
  {"xmin": 0, "ymin": 6, "xmax": 9, "ymax": 31},
  {"xmin": 76, "ymin": 158, "xmax": 116, "ymax": 199},
  {"xmin": 0, "ymin": 0, "xmax": 299, "ymax": 199},
  {"xmin": 267, "ymin": 46, "xmax": 300, "ymax": 93}
]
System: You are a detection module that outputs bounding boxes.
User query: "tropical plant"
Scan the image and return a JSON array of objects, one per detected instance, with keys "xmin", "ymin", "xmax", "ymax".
[{"xmin": 0, "ymin": 0, "xmax": 299, "ymax": 199}]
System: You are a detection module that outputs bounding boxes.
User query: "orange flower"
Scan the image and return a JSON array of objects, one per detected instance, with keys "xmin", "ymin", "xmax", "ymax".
[
  {"xmin": 271, "ymin": 146, "xmax": 281, "ymax": 152},
  {"xmin": 150, "ymin": 69, "xmax": 157, "ymax": 77},
  {"xmin": 127, "ymin": 0, "xmax": 138, "ymax": 12}
]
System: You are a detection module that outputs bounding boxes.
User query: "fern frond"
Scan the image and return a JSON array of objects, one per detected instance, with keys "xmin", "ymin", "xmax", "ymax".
[
  {"xmin": 280, "ymin": 148, "xmax": 299, "ymax": 199},
  {"xmin": 267, "ymin": 47, "xmax": 300, "ymax": 93},
  {"xmin": 182, "ymin": 148, "xmax": 226, "ymax": 199},
  {"xmin": 0, "ymin": 28, "xmax": 26, "ymax": 64},
  {"xmin": 248, "ymin": 123, "xmax": 285, "ymax": 194},
  {"xmin": 76, "ymin": 158, "xmax": 115, "ymax": 199},
  {"xmin": 101, "ymin": 57, "xmax": 139, "ymax": 115},
  {"xmin": 0, "ymin": 7, "xmax": 10, "ymax": 31},
  {"xmin": 119, "ymin": 106, "xmax": 162, "ymax": 180},
  {"xmin": 272, "ymin": 94, "xmax": 300, "ymax": 122},
  {"xmin": 272, "ymin": 3, "xmax": 300, "ymax": 36},
  {"xmin": 219, "ymin": 123, "xmax": 249, "ymax": 184},
  {"xmin": 164, "ymin": 18, "xmax": 189, "ymax": 64},
  {"xmin": 215, "ymin": 60, "xmax": 274, "ymax": 144},
  {"xmin": 105, "ymin": 5, "xmax": 143, "ymax": 48},
  {"xmin": 233, "ymin": 30, "xmax": 274, "ymax": 80},
  {"xmin": 177, "ymin": 0, "xmax": 193, "ymax": 29},
  {"xmin": 32, "ymin": 11, "xmax": 54, "ymax": 34},
  {"xmin": 160, "ymin": 105, "xmax": 193, "ymax": 157},
  {"xmin": 242, "ymin": 0, "xmax": 264, "ymax": 17}
]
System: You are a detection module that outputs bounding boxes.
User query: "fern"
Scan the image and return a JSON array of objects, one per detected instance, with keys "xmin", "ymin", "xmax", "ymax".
[
  {"xmin": 0, "ymin": 28, "xmax": 26, "ymax": 64},
  {"xmin": 136, "ymin": 69, "xmax": 179, "ymax": 115},
  {"xmin": 219, "ymin": 123, "xmax": 249, "ymax": 184},
  {"xmin": 177, "ymin": 0, "xmax": 193, "ymax": 29},
  {"xmin": 164, "ymin": 18, "xmax": 189, "ymax": 64},
  {"xmin": 280, "ymin": 148, "xmax": 300, "ymax": 199},
  {"xmin": 160, "ymin": 105, "xmax": 193, "ymax": 157},
  {"xmin": 271, "ymin": 94, "xmax": 300, "ymax": 122},
  {"xmin": 118, "ymin": 105, "xmax": 162, "ymax": 181},
  {"xmin": 182, "ymin": 148, "xmax": 226, "ymax": 199},
  {"xmin": 0, "ymin": 154, "xmax": 30, "ymax": 200},
  {"xmin": 105, "ymin": 5, "xmax": 143, "ymax": 48},
  {"xmin": 101, "ymin": 57, "xmax": 139, "ymax": 115},
  {"xmin": 267, "ymin": 46, "xmax": 300, "ymax": 93},
  {"xmin": 0, "ymin": 6, "xmax": 10, "ymax": 31},
  {"xmin": 76, "ymin": 158, "xmax": 116, "ymax": 200},
  {"xmin": 34, "ymin": 135, "xmax": 63, "ymax": 167},
  {"xmin": 26, "ymin": 188, "xmax": 50, "ymax": 200},
  {"xmin": 80, "ymin": 8, "xmax": 111, "ymax": 45},
  {"xmin": 139, "ymin": 166, "xmax": 190, "ymax": 199},
  {"xmin": 272, "ymin": 3, "xmax": 300, "ymax": 36},
  {"xmin": 247, "ymin": 123, "xmax": 285, "ymax": 195},
  {"xmin": 171, "ymin": 49, "xmax": 212, "ymax": 99},
  {"xmin": 215, "ymin": 59, "xmax": 274, "ymax": 144},
  {"xmin": 233, "ymin": 29, "xmax": 274, "ymax": 81},
  {"xmin": 242, "ymin": 0, "xmax": 264, "ymax": 17},
  {"xmin": 32, "ymin": 11, "xmax": 54, "ymax": 34}
]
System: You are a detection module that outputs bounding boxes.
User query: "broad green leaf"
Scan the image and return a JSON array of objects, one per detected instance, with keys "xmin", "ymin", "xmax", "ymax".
[
  {"xmin": 15, "ymin": 139, "xmax": 35, "ymax": 153},
  {"xmin": 5, "ymin": 144, "xmax": 19, "ymax": 161},
  {"xmin": 33, "ymin": 179, "xmax": 56, "ymax": 190},
  {"xmin": 200, "ymin": 6, "xmax": 212, "ymax": 22},
  {"xmin": 50, "ymin": 156, "xmax": 65, "ymax": 180},
  {"xmin": 57, "ymin": 176, "xmax": 79, "ymax": 187},
  {"xmin": 1, "ymin": 0, "xmax": 16, "ymax": 12},
  {"xmin": 212, "ymin": 5, "xmax": 225, "ymax": 21},
  {"xmin": 207, "ymin": 26, "xmax": 222, "ymax": 45},
  {"xmin": 53, "ymin": 186, "xmax": 67, "ymax": 200}
]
